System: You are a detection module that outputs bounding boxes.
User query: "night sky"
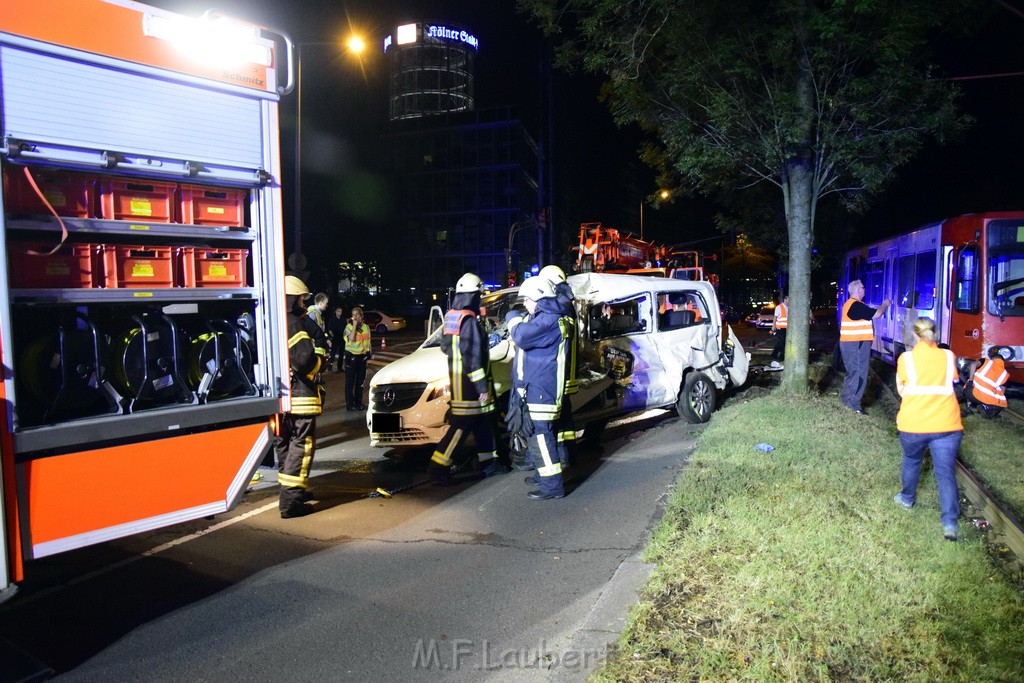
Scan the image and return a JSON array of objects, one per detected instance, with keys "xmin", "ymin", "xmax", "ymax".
[{"xmin": 143, "ymin": 0, "xmax": 1023, "ymax": 270}]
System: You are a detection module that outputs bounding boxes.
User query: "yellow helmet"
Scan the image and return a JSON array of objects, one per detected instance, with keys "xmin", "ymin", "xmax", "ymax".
[
  {"xmin": 539, "ymin": 264, "xmax": 566, "ymax": 284},
  {"xmin": 284, "ymin": 275, "xmax": 310, "ymax": 297}
]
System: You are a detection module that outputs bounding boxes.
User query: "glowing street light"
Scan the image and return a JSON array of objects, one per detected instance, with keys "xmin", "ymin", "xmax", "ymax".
[{"xmin": 290, "ymin": 32, "xmax": 367, "ymax": 275}]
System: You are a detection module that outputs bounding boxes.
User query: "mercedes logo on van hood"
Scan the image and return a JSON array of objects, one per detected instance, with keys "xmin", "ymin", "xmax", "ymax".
[{"xmin": 382, "ymin": 388, "xmax": 396, "ymax": 407}]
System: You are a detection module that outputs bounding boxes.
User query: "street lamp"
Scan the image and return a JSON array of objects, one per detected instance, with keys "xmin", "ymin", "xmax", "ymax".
[
  {"xmin": 639, "ymin": 189, "xmax": 671, "ymax": 241},
  {"xmin": 506, "ymin": 219, "xmax": 542, "ymax": 280},
  {"xmin": 289, "ymin": 34, "xmax": 366, "ymax": 276}
]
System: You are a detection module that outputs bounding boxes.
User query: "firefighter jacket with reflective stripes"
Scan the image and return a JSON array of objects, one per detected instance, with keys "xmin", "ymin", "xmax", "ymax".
[
  {"xmin": 840, "ymin": 298, "xmax": 874, "ymax": 342},
  {"xmin": 344, "ymin": 322, "xmax": 371, "ymax": 356},
  {"xmin": 288, "ymin": 308, "xmax": 326, "ymax": 416},
  {"xmin": 896, "ymin": 341, "xmax": 962, "ymax": 434},
  {"xmin": 972, "ymin": 356, "xmax": 1008, "ymax": 408},
  {"xmin": 553, "ymin": 281, "xmax": 579, "ymax": 395},
  {"xmin": 773, "ymin": 303, "xmax": 788, "ymax": 329},
  {"xmin": 439, "ymin": 308, "xmax": 495, "ymax": 416},
  {"xmin": 507, "ymin": 297, "xmax": 571, "ymax": 422}
]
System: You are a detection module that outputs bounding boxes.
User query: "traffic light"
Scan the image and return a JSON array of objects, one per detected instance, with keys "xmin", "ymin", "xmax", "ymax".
[{"xmin": 507, "ymin": 271, "xmax": 517, "ymax": 287}]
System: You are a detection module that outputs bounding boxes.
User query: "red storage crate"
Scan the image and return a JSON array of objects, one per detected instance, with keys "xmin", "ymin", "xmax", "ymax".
[
  {"xmin": 101, "ymin": 245, "xmax": 175, "ymax": 288},
  {"xmin": 98, "ymin": 179, "xmax": 175, "ymax": 223},
  {"xmin": 7, "ymin": 241, "xmax": 100, "ymax": 288},
  {"xmin": 178, "ymin": 184, "xmax": 246, "ymax": 227},
  {"xmin": 2, "ymin": 166, "xmax": 95, "ymax": 218},
  {"xmin": 179, "ymin": 247, "xmax": 248, "ymax": 288}
]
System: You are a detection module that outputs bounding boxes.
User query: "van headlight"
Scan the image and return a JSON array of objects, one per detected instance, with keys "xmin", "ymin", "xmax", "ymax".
[{"xmin": 425, "ymin": 379, "xmax": 450, "ymax": 402}]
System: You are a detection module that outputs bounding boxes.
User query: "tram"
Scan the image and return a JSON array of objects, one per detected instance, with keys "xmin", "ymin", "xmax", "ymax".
[{"xmin": 840, "ymin": 212, "xmax": 1024, "ymax": 385}]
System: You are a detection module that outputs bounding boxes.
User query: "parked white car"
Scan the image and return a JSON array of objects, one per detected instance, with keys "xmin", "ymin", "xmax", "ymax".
[
  {"xmin": 363, "ymin": 310, "xmax": 407, "ymax": 334},
  {"xmin": 367, "ymin": 273, "xmax": 749, "ymax": 448}
]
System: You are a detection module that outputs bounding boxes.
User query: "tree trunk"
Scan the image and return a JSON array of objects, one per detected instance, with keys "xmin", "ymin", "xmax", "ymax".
[{"xmin": 781, "ymin": 157, "xmax": 813, "ymax": 395}]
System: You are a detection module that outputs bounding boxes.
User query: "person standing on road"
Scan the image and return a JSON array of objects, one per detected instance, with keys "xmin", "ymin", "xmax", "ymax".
[
  {"xmin": 892, "ymin": 317, "xmax": 963, "ymax": 542},
  {"xmin": 327, "ymin": 306, "xmax": 346, "ymax": 372},
  {"xmin": 427, "ymin": 273, "xmax": 506, "ymax": 485},
  {"xmin": 276, "ymin": 276, "xmax": 326, "ymax": 519},
  {"xmin": 539, "ymin": 264, "xmax": 579, "ymax": 467},
  {"xmin": 839, "ymin": 279, "xmax": 889, "ymax": 414},
  {"xmin": 770, "ymin": 293, "xmax": 788, "ymax": 368},
  {"xmin": 343, "ymin": 307, "xmax": 371, "ymax": 411},
  {"xmin": 506, "ymin": 276, "xmax": 567, "ymax": 500},
  {"xmin": 307, "ymin": 293, "xmax": 329, "ymax": 335}
]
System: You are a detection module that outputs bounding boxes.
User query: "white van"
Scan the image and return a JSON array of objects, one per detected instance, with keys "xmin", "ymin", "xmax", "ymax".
[{"xmin": 367, "ymin": 273, "xmax": 749, "ymax": 448}]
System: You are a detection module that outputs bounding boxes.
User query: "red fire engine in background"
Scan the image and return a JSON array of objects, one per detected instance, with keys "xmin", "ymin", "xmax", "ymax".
[
  {"xmin": 0, "ymin": 0, "xmax": 295, "ymax": 601},
  {"xmin": 575, "ymin": 222, "xmax": 718, "ymax": 286}
]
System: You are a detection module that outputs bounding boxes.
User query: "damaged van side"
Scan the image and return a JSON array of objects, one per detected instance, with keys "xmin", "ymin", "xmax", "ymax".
[{"xmin": 367, "ymin": 273, "xmax": 749, "ymax": 448}]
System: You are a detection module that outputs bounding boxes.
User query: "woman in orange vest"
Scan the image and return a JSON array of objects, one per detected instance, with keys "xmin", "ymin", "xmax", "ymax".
[
  {"xmin": 769, "ymin": 294, "xmax": 788, "ymax": 366},
  {"xmin": 839, "ymin": 279, "xmax": 889, "ymax": 414},
  {"xmin": 893, "ymin": 317, "xmax": 963, "ymax": 542},
  {"xmin": 967, "ymin": 347, "xmax": 1009, "ymax": 419}
]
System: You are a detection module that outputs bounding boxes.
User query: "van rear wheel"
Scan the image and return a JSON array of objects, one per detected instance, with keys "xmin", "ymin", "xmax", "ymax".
[{"xmin": 677, "ymin": 372, "xmax": 716, "ymax": 423}]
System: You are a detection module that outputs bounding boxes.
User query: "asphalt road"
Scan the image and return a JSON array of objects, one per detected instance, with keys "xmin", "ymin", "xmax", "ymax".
[
  {"xmin": 0, "ymin": 322, "xmax": 824, "ymax": 681},
  {"xmin": 0, "ymin": 327, "xmax": 709, "ymax": 681}
]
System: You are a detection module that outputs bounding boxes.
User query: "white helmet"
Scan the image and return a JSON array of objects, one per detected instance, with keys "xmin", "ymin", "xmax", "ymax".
[
  {"xmin": 519, "ymin": 276, "xmax": 554, "ymax": 302},
  {"xmin": 455, "ymin": 272, "xmax": 484, "ymax": 293},
  {"xmin": 284, "ymin": 275, "xmax": 310, "ymax": 298},
  {"xmin": 539, "ymin": 264, "xmax": 566, "ymax": 284}
]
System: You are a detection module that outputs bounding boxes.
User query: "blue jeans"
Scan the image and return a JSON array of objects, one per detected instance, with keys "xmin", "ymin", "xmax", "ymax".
[{"xmin": 898, "ymin": 430, "xmax": 962, "ymax": 529}]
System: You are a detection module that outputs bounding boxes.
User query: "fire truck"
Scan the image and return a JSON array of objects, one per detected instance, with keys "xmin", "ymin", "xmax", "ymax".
[
  {"xmin": 575, "ymin": 222, "xmax": 667, "ymax": 273},
  {"xmin": 0, "ymin": 0, "xmax": 295, "ymax": 601}
]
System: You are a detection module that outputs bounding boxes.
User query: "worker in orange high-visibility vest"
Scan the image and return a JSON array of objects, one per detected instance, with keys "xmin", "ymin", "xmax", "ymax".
[
  {"xmin": 967, "ymin": 346, "xmax": 1009, "ymax": 419},
  {"xmin": 893, "ymin": 317, "xmax": 963, "ymax": 542},
  {"xmin": 839, "ymin": 279, "xmax": 889, "ymax": 414},
  {"xmin": 769, "ymin": 293, "xmax": 788, "ymax": 366}
]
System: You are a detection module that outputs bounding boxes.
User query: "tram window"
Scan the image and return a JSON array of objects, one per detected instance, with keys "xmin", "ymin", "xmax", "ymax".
[
  {"xmin": 989, "ymin": 249, "xmax": 1024, "ymax": 317},
  {"xmin": 915, "ymin": 250, "xmax": 936, "ymax": 309},
  {"xmin": 864, "ymin": 261, "xmax": 884, "ymax": 305},
  {"xmin": 954, "ymin": 246, "xmax": 980, "ymax": 314},
  {"xmin": 897, "ymin": 254, "xmax": 916, "ymax": 307}
]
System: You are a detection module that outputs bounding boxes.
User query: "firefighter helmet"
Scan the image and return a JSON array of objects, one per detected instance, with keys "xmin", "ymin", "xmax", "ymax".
[
  {"xmin": 539, "ymin": 265, "xmax": 566, "ymax": 284},
  {"xmin": 519, "ymin": 276, "xmax": 554, "ymax": 302},
  {"xmin": 455, "ymin": 272, "xmax": 484, "ymax": 293},
  {"xmin": 284, "ymin": 275, "xmax": 310, "ymax": 297}
]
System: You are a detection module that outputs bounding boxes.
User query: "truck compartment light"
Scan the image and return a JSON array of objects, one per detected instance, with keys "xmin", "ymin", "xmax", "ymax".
[{"xmin": 142, "ymin": 13, "xmax": 272, "ymax": 67}]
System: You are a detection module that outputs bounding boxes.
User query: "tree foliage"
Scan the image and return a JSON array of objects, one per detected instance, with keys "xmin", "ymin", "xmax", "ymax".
[{"xmin": 520, "ymin": 0, "xmax": 972, "ymax": 393}]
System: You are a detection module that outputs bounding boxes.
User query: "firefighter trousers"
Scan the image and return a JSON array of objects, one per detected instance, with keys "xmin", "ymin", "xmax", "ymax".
[
  {"xmin": 430, "ymin": 412, "xmax": 498, "ymax": 469},
  {"xmin": 527, "ymin": 425, "xmax": 565, "ymax": 497},
  {"xmin": 275, "ymin": 413, "xmax": 316, "ymax": 512}
]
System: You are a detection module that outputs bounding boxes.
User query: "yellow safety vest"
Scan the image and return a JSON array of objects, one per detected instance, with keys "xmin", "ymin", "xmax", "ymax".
[
  {"xmin": 840, "ymin": 298, "xmax": 873, "ymax": 342},
  {"xmin": 896, "ymin": 342, "xmax": 962, "ymax": 433}
]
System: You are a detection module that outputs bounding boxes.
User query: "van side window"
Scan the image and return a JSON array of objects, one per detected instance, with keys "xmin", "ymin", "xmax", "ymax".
[
  {"xmin": 588, "ymin": 298, "xmax": 645, "ymax": 339},
  {"xmin": 658, "ymin": 292, "xmax": 707, "ymax": 330}
]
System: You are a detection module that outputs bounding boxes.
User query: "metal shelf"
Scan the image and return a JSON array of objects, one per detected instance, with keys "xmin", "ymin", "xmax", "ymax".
[
  {"xmin": 13, "ymin": 395, "xmax": 280, "ymax": 455},
  {"xmin": 11, "ymin": 288, "xmax": 258, "ymax": 304},
  {"xmin": 6, "ymin": 216, "xmax": 255, "ymax": 242}
]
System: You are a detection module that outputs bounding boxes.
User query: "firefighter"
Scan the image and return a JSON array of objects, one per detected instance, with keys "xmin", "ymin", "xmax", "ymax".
[
  {"xmin": 839, "ymin": 279, "xmax": 890, "ymax": 414},
  {"xmin": 893, "ymin": 317, "xmax": 963, "ymax": 541},
  {"xmin": 539, "ymin": 265, "xmax": 579, "ymax": 465},
  {"xmin": 966, "ymin": 346, "xmax": 1009, "ymax": 418},
  {"xmin": 427, "ymin": 273, "xmax": 507, "ymax": 485},
  {"xmin": 277, "ymin": 276, "xmax": 327, "ymax": 519},
  {"xmin": 506, "ymin": 276, "xmax": 567, "ymax": 500}
]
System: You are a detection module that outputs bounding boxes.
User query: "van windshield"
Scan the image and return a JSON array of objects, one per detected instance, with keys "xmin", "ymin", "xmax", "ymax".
[{"xmin": 421, "ymin": 289, "xmax": 523, "ymax": 348}]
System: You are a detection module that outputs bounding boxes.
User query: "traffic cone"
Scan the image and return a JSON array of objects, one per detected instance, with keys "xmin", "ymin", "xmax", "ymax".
[{"xmin": 381, "ymin": 337, "xmax": 386, "ymax": 350}]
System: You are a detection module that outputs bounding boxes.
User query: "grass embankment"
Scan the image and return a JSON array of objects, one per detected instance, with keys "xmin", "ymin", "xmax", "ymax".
[{"xmin": 596, "ymin": 391, "xmax": 1024, "ymax": 681}]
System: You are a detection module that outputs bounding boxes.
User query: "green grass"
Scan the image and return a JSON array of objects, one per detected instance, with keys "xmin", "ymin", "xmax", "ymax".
[
  {"xmin": 959, "ymin": 404, "xmax": 1024, "ymax": 522},
  {"xmin": 594, "ymin": 391, "xmax": 1024, "ymax": 682}
]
